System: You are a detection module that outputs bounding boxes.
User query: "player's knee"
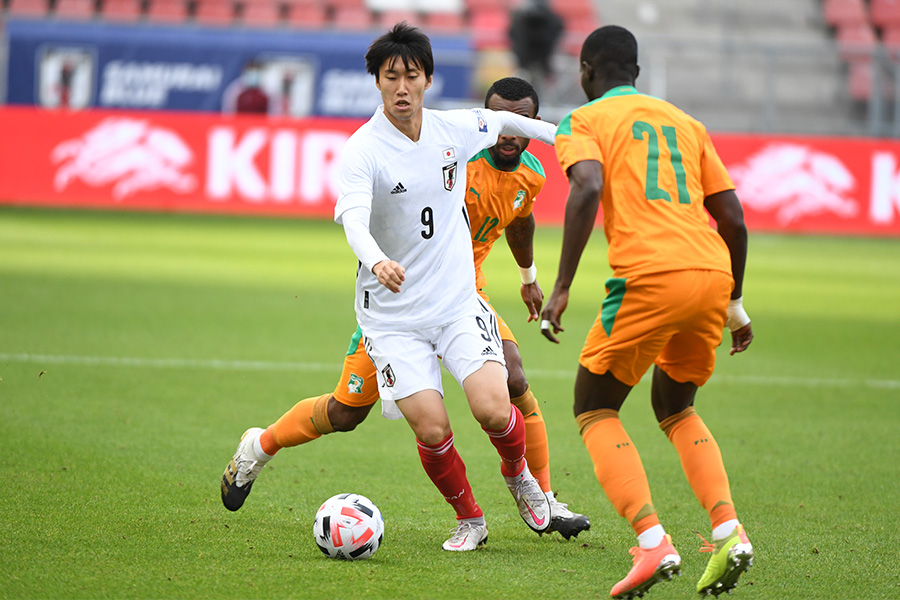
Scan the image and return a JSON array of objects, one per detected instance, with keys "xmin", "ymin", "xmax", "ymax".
[
  {"xmin": 506, "ymin": 367, "xmax": 528, "ymax": 399},
  {"xmin": 328, "ymin": 398, "xmax": 372, "ymax": 432},
  {"xmin": 473, "ymin": 398, "xmax": 512, "ymax": 431}
]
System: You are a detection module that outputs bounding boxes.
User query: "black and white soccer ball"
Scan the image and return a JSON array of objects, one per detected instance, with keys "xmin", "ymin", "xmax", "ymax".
[{"xmin": 313, "ymin": 493, "xmax": 384, "ymax": 560}]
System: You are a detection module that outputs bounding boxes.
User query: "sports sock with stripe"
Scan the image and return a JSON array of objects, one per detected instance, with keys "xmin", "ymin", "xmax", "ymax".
[
  {"xmin": 511, "ymin": 387, "xmax": 551, "ymax": 492},
  {"xmin": 262, "ymin": 393, "xmax": 333, "ymax": 455},
  {"xmin": 482, "ymin": 404, "xmax": 527, "ymax": 477},
  {"xmin": 660, "ymin": 407, "xmax": 738, "ymax": 529},
  {"xmin": 417, "ymin": 433, "xmax": 483, "ymax": 520},
  {"xmin": 578, "ymin": 408, "xmax": 660, "ymax": 535}
]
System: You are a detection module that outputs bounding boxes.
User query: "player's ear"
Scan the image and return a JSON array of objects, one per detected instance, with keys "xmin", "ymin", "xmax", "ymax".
[{"xmin": 425, "ymin": 75, "xmax": 433, "ymax": 91}]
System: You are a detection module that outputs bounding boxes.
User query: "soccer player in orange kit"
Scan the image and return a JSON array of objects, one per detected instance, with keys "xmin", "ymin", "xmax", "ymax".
[{"xmin": 540, "ymin": 25, "xmax": 754, "ymax": 598}]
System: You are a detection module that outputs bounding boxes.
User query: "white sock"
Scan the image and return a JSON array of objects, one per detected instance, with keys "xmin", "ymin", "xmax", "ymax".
[
  {"xmin": 712, "ymin": 519, "xmax": 740, "ymax": 541},
  {"xmin": 637, "ymin": 524, "xmax": 666, "ymax": 549},
  {"xmin": 252, "ymin": 433, "xmax": 274, "ymax": 462},
  {"xmin": 459, "ymin": 516, "xmax": 486, "ymax": 527},
  {"xmin": 545, "ymin": 491, "xmax": 555, "ymax": 503}
]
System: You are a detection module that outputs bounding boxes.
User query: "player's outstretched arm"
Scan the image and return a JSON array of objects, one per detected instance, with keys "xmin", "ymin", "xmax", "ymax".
[
  {"xmin": 704, "ymin": 189, "xmax": 753, "ymax": 354},
  {"xmin": 491, "ymin": 110, "xmax": 557, "ymax": 145},
  {"xmin": 541, "ymin": 159, "xmax": 604, "ymax": 343},
  {"xmin": 506, "ymin": 214, "xmax": 543, "ymax": 322}
]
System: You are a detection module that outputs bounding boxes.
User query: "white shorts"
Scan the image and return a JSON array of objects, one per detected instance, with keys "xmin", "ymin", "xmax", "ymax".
[{"xmin": 362, "ymin": 298, "xmax": 506, "ymax": 420}]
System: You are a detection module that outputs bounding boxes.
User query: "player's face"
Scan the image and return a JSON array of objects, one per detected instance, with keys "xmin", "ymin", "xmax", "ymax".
[
  {"xmin": 486, "ymin": 94, "xmax": 538, "ymax": 171},
  {"xmin": 376, "ymin": 57, "xmax": 432, "ymax": 124}
]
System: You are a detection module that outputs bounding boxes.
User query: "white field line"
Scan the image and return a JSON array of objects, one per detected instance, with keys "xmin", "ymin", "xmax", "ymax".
[{"xmin": 2, "ymin": 352, "xmax": 899, "ymax": 390}]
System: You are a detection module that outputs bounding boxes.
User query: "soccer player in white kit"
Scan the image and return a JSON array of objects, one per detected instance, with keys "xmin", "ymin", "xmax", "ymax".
[{"xmin": 335, "ymin": 22, "xmax": 558, "ymax": 551}]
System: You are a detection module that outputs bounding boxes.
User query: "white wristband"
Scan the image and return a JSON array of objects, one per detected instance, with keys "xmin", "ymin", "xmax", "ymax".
[
  {"xmin": 725, "ymin": 296, "xmax": 751, "ymax": 332},
  {"xmin": 519, "ymin": 263, "xmax": 537, "ymax": 285}
]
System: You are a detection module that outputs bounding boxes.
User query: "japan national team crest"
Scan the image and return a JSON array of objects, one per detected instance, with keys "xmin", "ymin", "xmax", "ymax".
[
  {"xmin": 443, "ymin": 162, "xmax": 458, "ymax": 191},
  {"xmin": 381, "ymin": 364, "xmax": 395, "ymax": 388}
]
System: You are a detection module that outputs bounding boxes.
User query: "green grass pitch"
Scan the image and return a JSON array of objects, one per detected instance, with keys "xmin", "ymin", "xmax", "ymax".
[{"xmin": 1, "ymin": 206, "xmax": 898, "ymax": 599}]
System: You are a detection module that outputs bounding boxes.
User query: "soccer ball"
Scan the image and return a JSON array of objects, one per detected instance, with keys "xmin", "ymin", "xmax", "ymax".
[{"xmin": 313, "ymin": 493, "xmax": 384, "ymax": 560}]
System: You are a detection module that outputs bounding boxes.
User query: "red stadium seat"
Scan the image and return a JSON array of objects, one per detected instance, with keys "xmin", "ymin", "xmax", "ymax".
[
  {"xmin": 55, "ymin": 0, "xmax": 96, "ymax": 19},
  {"xmin": 241, "ymin": 0, "xmax": 282, "ymax": 27},
  {"xmin": 331, "ymin": 6, "xmax": 374, "ymax": 30},
  {"xmin": 823, "ymin": 0, "xmax": 869, "ymax": 28},
  {"xmin": 847, "ymin": 60, "xmax": 873, "ymax": 100},
  {"xmin": 424, "ymin": 11, "xmax": 465, "ymax": 35},
  {"xmin": 378, "ymin": 10, "xmax": 422, "ymax": 29},
  {"xmin": 470, "ymin": 8, "xmax": 510, "ymax": 50},
  {"xmin": 286, "ymin": 0, "xmax": 328, "ymax": 27},
  {"xmin": 194, "ymin": 0, "xmax": 236, "ymax": 25},
  {"xmin": 328, "ymin": 0, "xmax": 365, "ymax": 9},
  {"xmin": 7, "ymin": 0, "xmax": 49, "ymax": 18},
  {"xmin": 101, "ymin": 0, "xmax": 143, "ymax": 22},
  {"xmin": 464, "ymin": 0, "xmax": 509, "ymax": 10},
  {"xmin": 836, "ymin": 23, "xmax": 877, "ymax": 61},
  {"xmin": 146, "ymin": 0, "xmax": 188, "ymax": 23},
  {"xmin": 871, "ymin": 0, "xmax": 900, "ymax": 28}
]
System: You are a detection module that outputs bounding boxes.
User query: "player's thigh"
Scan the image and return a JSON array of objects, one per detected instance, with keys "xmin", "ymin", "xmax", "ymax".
[
  {"xmin": 437, "ymin": 300, "xmax": 506, "ymax": 391},
  {"xmin": 655, "ymin": 270, "xmax": 732, "ymax": 386},
  {"xmin": 362, "ymin": 327, "xmax": 443, "ymax": 419},
  {"xmin": 395, "ymin": 389, "xmax": 451, "ymax": 444},
  {"xmin": 332, "ymin": 330, "xmax": 380, "ymax": 409},
  {"xmin": 579, "ymin": 274, "xmax": 683, "ymax": 386}
]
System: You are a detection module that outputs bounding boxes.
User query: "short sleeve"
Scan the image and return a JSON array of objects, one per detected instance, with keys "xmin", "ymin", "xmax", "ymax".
[
  {"xmin": 555, "ymin": 108, "xmax": 604, "ymax": 175},
  {"xmin": 698, "ymin": 128, "xmax": 735, "ymax": 196}
]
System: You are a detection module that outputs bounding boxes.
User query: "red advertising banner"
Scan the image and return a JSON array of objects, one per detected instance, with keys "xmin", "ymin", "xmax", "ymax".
[{"xmin": 2, "ymin": 106, "xmax": 900, "ymax": 235}]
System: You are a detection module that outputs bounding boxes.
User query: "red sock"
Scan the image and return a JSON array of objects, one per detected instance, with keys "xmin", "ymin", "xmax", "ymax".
[
  {"xmin": 417, "ymin": 434, "xmax": 482, "ymax": 520},
  {"xmin": 483, "ymin": 405, "xmax": 527, "ymax": 477}
]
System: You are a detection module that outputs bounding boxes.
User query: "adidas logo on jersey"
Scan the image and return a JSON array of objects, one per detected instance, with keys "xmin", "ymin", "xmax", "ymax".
[
  {"xmin": 481, "ymin": 347, "xmax": 496, "ymax": 356},
  {"xmin": 390, "ymin": 182, "xmax": 407, "ymax": 194}
]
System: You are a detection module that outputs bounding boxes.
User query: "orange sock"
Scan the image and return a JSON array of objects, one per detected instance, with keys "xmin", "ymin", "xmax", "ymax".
[
  {"xmin": 511, "ymin": 387, "xmax": 551, "ymax": 492},
  {"xmin": 261, "ymin": 393, "xmax": 334, "ymax": 455},
  {"xmin": 578, "ymin": 409, "xmax": 659, "ymax": 535},
  {"xmin": 660, "ymin": 407, "xmax": 737, "ymax": 529}
]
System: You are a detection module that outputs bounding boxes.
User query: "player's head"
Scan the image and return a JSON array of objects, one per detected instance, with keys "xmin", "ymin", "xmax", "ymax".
[
  {"xmin": 579, "ymin": 25, "xmax": 639, "ymax": 101},
  {"xmin": 484, "ymin": 77, "xmax": 540, "ymax": 171},
  {"xmin": 366, "ymin": 21, "xmax": 434, "ymax": 81},
  {"xmin": 366, "ymin": 22, "xmax": 434, "ymax": 125}
]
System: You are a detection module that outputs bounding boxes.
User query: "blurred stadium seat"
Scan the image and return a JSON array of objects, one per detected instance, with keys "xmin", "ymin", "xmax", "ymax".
[
  {"xmin": 101, "ymin": 0, "xmax": 143, "ymax": 22},
  {"xmin": 871, "ymin": 0, "xmax": 900, "ymax": 29},
  {"xmin": 286, "ymin": 0, "xmax": 328, "ymax": 27},
  {"xmin": 194, "ymin": 0, "xmax": 236, "ymax": 25},
  {"xmin": 424, "ymin": 11, "xmax": 464, "ymax": 35},
  {"xmin": 146, "ymin": 0, "xmax": 188, "ymax": 23},
  {"xmin": 823, "ymin": 0, "xmax": 869, "ymax": 28},
  {"xmin": 241, "ymin": 0, "xmax": 282, "ymax": 27},
  {"xmin": 7, "ymin": 0, "xmax": 49, "ymax": 18},
  {"xmin": 329, "ymin": 0, "xmax": 366, "ymax": 9},
  {"xmin": 470, "ymin": 7, "xmax": 510, "ymax": 50},
  {"xmin": 332, "ymin": 6, "xmax": 374, "ymax": 29},
  {"xmin": 378, "ymin": 9, "xmax": 421, "ymax": 28},
  {"xmin": 55, "ymin": 0, "xmax": 96, "ymax": 19}
]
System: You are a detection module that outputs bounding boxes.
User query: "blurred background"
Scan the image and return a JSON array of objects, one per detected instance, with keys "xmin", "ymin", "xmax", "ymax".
[{"xmin": 1, "ymin": 0, "xmax": 900, "ymax": 235}]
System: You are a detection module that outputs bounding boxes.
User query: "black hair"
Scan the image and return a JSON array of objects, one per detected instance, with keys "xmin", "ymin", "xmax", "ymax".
[
  {"xmin": 580, "ymin": 25, "xmax": 639, "ymax": 80},
  {"xmin": 483, "ymin": 76, "xmax": 540, "ymax": 116},
  {"xmin": 365, "ymin": 21, "xmax": 434, "ymax": 80}
]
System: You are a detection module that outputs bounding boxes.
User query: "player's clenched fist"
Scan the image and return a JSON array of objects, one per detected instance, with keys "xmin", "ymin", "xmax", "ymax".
[{"xmin": 373, "ymin": 260, "xmax": 405, "ymax": 293}]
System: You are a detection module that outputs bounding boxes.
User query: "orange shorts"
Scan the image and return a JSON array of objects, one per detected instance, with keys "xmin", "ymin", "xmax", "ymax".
[
  {"xmin": 333, "ymin": 295, "xmax": 518, "ymax": 408},
  {"xmin": 579, "ymin": 270, "xmax": 733, "ymax": 387},
  {"xmin": 332, "ymin": 326, "xmax": 380, "ymax": 407}
]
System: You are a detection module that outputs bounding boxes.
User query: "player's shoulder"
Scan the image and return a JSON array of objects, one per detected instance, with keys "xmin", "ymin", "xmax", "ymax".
[{"xmin": 519, "ymin": 150, "xmax": 545, "ymax": 178}]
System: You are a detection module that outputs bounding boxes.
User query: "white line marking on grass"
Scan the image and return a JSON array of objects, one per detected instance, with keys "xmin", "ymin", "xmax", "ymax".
[
  {"xmin": 2, "ymin": 353, "xmax": 899, "ymax": 390},
  {"xmin": 0, "ymin": 353, "xmax": 335, "ymax": 372}
]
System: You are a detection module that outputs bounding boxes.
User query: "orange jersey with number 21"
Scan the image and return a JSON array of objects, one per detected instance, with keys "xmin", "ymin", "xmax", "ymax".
[{"xmin": 555, "ymin": 86, "xmax": 734, "ymax": 279}]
